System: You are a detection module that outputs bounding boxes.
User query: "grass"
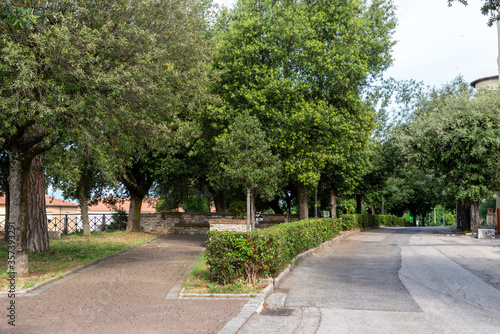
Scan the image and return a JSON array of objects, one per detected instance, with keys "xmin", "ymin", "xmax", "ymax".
[
  {"xmin": 0, "ymin": 230, "xmax": 156, "ymax": 291},
  {"xmin": 182, "ymin": 252, "xmax": 267, "ymax": 295}
]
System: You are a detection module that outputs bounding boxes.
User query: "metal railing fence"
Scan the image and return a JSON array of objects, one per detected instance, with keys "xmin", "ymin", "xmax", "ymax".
[{"xmin": 0, "ymin": 213, "xmax": 128, "ymax": 234}]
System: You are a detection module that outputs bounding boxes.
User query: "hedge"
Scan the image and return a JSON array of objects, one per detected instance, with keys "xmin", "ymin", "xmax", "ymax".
[
  {"xmin": 341, "ymin": 214, "xmax": 412, "ymax": 228},
  {"xmin": 205, "ymin": 214, "xmax": 410, "ymax": 283}
]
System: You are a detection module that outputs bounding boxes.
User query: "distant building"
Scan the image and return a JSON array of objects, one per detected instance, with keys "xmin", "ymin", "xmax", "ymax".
[
  {"xmin": 470, "ymin": 75, "xmax": 499, "ymax": 89},
  {"xmin": 0, "ymin": 194, "xmax": 79, "ymax": 217},
  {"xmin": 81, "ymin": 197, "xmax": 158, "ymax": 216}
]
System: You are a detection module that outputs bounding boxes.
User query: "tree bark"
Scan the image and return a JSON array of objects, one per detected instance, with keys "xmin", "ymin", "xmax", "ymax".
[
  {"xmin": 8, "ymin": 147, "xmax": 31, "ymax": 277},
  {"xmin": 27, "ymin": 155, "xmax": 49, "ymax": 253},
  {"xmin": 213, "ymin": 189, "xmax": 226, "ymax": 212},
  {"xmin": 77, "ymin": 175, "xmax": 91, "ymax": 236},
  {"xmin": 371, "ymin": 206, "xmax": 375, "ymax": 215},
  {"xmin": 330, "ymin": 188, "xmax": 337, "ymax": 219},
  {"xmin": 356, "ymin": 194, "xmax": 362, "ymax": 214},
  {"xmin": 251, "ymin": 191, "xmax": 255, "ymax": 231},
  {"xmin": 126, "ymin": 194, "xmax": 144, "ymax": 232},
  {"xmin": 297, "ymin": 181, "xmax": 308, "ymax": 220},
  {"xmin": 456, "ymin": 201, "xmax": 470, "ymax": 231},
  {"xmin": 470, "ymin": 201, "xmax": 480, "ymax": 232},
  {"xmin": 246, "ymin": 187, "xmax": 251, "ymax": 231}
]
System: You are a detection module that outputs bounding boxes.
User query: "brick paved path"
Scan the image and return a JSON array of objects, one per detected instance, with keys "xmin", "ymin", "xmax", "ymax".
[{"xmin": 1, "ymin": 235, "xmax": 246, "ymax": 334}]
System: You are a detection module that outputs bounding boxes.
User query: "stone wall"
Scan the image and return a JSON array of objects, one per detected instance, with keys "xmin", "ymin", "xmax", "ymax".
[
  {"xmin": 259, "ymin": 214, "xmax": 300, "ymax": 229},
  {"xmin": 209, "ymin": 219, "xmax": 249, "ymax": 232},
  {"xmin": 141, "ymin": 212, "xmax": 301, "ymax": 235},
  {"xmin": 141, "ymin": 212, "xmax": 234, "ymax": 235}
]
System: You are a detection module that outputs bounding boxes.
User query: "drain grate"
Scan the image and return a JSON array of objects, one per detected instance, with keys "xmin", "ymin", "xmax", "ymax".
[{"xmin": 261, "ymin": 309, "xmax": 294, "ymax": 316}]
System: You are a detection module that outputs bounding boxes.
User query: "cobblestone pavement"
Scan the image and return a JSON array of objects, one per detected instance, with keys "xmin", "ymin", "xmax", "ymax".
[{"xmin": 1, "ymin": 235, "xmax": 246, "ymax": 334}]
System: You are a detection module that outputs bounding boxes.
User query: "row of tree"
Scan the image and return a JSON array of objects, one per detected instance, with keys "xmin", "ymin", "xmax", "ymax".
[
  {"xmin": 2, "ymin": 0, "xmax": 500, "ymax": 277},
  {"xmin": 362, "ymin": 77, "xmax": 500, "ymax": 232}
]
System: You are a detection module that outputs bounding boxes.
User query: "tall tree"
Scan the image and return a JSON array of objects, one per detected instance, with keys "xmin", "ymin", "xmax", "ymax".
[
  {"xmin": 213, "ymin": 0, "xmax": 396, "ymax": 220},
  {"xmin": 1, "ymin": 0, "xmax": 213, "ymax": 276},
  {"xmin": 213, "ymin": 113, "xmax": 281, "ymax": 230},
  {"xmin": 400, "ymin": 78, "xmax": 500, "ymax": 231}
]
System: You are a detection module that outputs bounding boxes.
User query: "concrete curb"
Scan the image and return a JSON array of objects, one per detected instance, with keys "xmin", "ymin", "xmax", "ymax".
[
  {"xmin": 216, "ymin": 229, "xmax": 360, "ymax": 334},
  {"xmin": 0, "ymin": 234, "xmax": 163, "ymax": 297},
  {"xmin": 165, "ymin": 248, "xmax": 206, "ymax": 300}
]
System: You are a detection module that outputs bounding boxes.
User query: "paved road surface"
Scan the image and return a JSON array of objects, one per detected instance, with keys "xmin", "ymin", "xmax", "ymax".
[{"xmin": 237, "ymin": 227, "xmax": 500, "ymax": 334}]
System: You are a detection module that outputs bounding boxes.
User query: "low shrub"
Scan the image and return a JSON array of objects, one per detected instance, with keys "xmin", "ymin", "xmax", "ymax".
[
  {"xmin": 205, "ymin": 218, "xmax": 342, "ymax": 284},
  {"xmin": 205, "ymin": 214, "xmax": 409, "ymax": 284}
]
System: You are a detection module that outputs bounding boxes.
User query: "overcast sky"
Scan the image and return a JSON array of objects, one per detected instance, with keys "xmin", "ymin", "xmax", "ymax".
[{"xmin": 214, "ymin": 0, "xmax": 499, "ymax": 88}]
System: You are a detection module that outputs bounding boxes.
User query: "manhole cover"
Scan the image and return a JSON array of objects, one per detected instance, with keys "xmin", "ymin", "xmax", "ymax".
[{"xmin": 261, "ymin": 309, "xmax": 294, "ymax": 316}]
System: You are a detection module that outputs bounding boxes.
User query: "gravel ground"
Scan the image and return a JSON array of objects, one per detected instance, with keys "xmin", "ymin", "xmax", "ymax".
[{"xmin": 1, "ymin": 234, "xmax": 246, "ymax": 334}]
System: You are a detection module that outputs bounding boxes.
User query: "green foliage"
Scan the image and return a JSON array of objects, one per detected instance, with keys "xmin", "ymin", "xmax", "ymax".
[
  {"xmin": 213, "ymin": 112, "xmax": 281, "ymax": 201},
  {"xmin": 479, "ymin": 197, "xmax": 496, "ymax": 219},
  {"xmin": 341, "ymin": 214, "xmax": 411, "ymax": 229},
  {"xmin": 182, "ymin": 194, "xmax": 209, "ymax": 213},
  {"xmin": 0, "ymin": 1, "xmax": 38, "ymax": 28},
  {"xmin": 205, "ymin": 218, "xmax": 342, "ymax": 283},
  {"xmin": 213, "ymin": 0, "xmax": 396, "ymax": 191},
  {"xmin": 228, "ymin": 200, "xmax": 246, "ymax": 219},
  {"xmin": 205, "ymin": 214, "xmax": 408, "ymax": 284},
  {"xmin": 399, "ymin": 78, "xmax": 500, "ymax": 205}
]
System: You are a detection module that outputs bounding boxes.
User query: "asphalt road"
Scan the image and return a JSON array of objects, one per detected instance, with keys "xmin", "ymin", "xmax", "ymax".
[{"xmin": 237, "ymin": 227, "xmax": 500, "ymax": 334}]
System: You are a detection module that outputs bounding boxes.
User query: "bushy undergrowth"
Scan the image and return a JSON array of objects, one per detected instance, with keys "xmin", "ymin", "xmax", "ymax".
[{"xmin": 205, "ymin": 214, "xmax": 410, "ymax": 284}]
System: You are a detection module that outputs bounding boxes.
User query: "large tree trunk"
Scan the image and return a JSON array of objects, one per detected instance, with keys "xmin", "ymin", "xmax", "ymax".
[
  {"xmin": 27, "ymin": 155, "xmax": 50, "ymax": 252},
  {"xmin": 356, "ymin": 194, "xmax": 362, "ymax": 214},
  {"xmin": 297, "ymin": 181, "xmax": 308, "ymax": 220},
  {"xmin": 470, "ymin": 201, "xmax": 480, "ymax": 233},
  {"xmin": 126, "ymin": 194, "xmax": 144, "ymax": 232},
  {"xmin": 213, "ymin": 189, "xmax": 226, "ymax": 212},
  {"xmin": 77, "ymin": 175, "xmax": 91, "ymax": 236},
  {"xmin": 246, "ymin": 187, "xmax": 251, "ymax": 231},
  {"xmin": 251, "ymin": 191, "xmax": 256, "ymax": 231},
  {"xmin": 456, "ymin": 201, "xmax": 470, "ymax": 231},
  {"xmin": 8, "ymin": 147, "xmax": 31, "ymax": 277},
  {"xmin": 330, "ymin": 188, "xmax": 337, "ymax": 219}
]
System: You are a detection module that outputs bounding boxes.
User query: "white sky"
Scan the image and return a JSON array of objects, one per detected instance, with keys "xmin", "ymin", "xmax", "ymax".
[{"xmin": 213, "ymin": 0, "xmax": 499, "ymax": 88}]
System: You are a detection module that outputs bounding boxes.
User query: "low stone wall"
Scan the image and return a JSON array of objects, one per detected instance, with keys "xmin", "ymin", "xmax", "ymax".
[
  {"xmin": 259, "ymin": 214, "xmax": 300, "ymax": 228},
  {"xmin": 141, "ymin": 212, "xmax": 301, "ymax": 235},
  {"xmin": 141, "ymin": 212, "xmax": 234, "ymax": 235},
  {"xmin": 209, "ymin": 219, "xmax": 249, "ymax": 232}
]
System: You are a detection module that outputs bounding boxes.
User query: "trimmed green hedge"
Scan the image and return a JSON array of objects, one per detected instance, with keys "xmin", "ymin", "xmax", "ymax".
[
  {"xmin": 205, "ymin": 214, "xmax": 410, "ymax": 283},
  {"xmin": 341, "ymin": 214, "xmax": 412, "ymax": 228}
]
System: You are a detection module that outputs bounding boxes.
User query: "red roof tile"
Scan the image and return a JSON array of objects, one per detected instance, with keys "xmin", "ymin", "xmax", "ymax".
[
  {"xmin": 0, "ymin": 195, "xmax": 78, "ymax": 207},
  {"xmin": 83, "ymin": 197, "xmax": 158, "ymax": 213}
]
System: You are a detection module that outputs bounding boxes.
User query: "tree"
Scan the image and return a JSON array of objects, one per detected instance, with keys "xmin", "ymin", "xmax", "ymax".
[
  {"xmin": 27, "ymin": 155, "xmax": 49, "ymax": 252},
  {"xmin": 213, "ymin": 0, "xmax": 396, "ymax": 220},
  {"xmin": 400, "ymin": 78, "xmax": 500, "ymax": 231},
  {"xmin": 213, "ymin": 113, "xmax": 281, "ymax": 230},
  {"xmin": 1, "ymin": 0, "xmax": 213, "ymax": 276}
]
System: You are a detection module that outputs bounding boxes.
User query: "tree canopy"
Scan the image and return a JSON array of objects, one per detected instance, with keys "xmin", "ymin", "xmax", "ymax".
[
  {"xmin": 399, "ymin": 78, "xmax": 500, "ymax": 230},
  {"xmin": 212, "ymin": 0, "xmax": 396, "ymax": 219},
  {"xmin": 0, "ymin": 0, "xmax": 214, "ymax": 276}
]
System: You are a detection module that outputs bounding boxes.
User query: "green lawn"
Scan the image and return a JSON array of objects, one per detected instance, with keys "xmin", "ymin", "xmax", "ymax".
[{"xmin": 0, "ymin": 231, "xmax": 156, "ymax": 291}]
